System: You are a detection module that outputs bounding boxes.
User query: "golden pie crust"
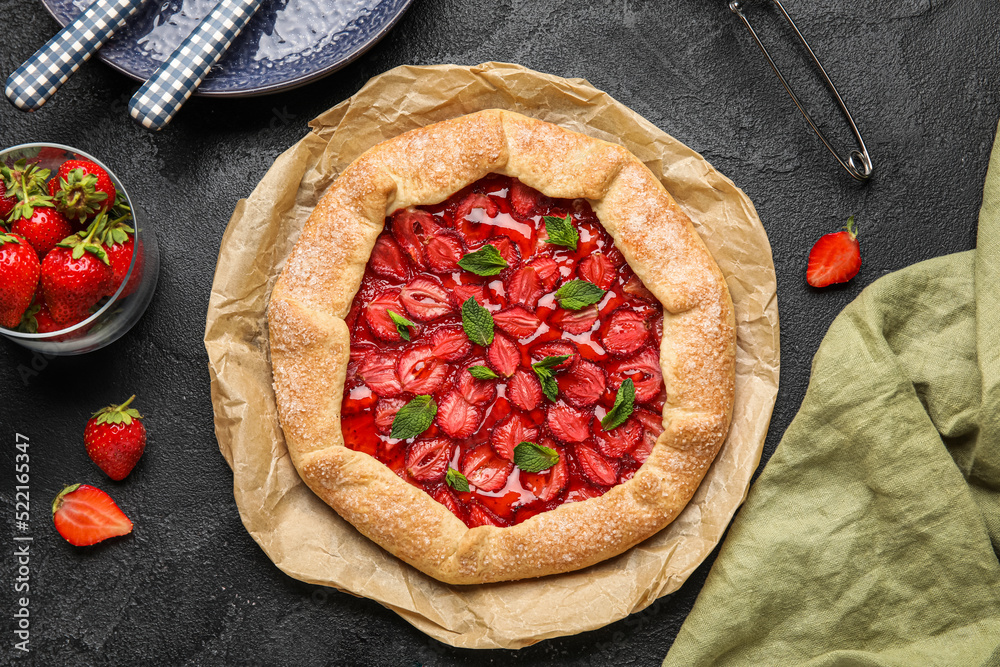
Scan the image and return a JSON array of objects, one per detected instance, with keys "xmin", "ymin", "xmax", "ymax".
[{"xmin": 268, "ymin": 109, "xmax": 736, "ymax": 585}]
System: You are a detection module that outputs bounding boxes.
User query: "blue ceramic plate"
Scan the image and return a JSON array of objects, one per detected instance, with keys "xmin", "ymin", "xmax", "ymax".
[{"xmin": 39, "ymin": 0, "xmax": 415, "ymax": 97}]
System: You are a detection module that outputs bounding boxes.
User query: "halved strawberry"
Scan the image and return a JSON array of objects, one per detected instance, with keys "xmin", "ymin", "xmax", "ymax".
[
  {"xmin": 510, "ymin": 179, "xmax": 545, "ymax": 218},
  {"xmin": 426, "ymin": 230, "xmax": 463, "ymax": 273},
  {"xmin": 454, "ymin": 193, "xmax": 498, "ymax": 242},
  {"xmin": 374, "ymin": 397, "xmax": 407, "ymax": 435},
  {"xmin": 452, "ymin": 282, "xmax": 487, "ymax": 306},
  {"xmin": 551, "ymin": 305, "xmax": 599, "ymax": 335},
  {"xmin": 392, "ymin": 208, "xmax": 441, "ymax": 269},
  {"xmin": 578, "ymin": 252, "xmax": 615, "ymax": 291},
  {"xmin": 527, "ymin": 256, "xmax": 560, "ymax": 290},
  {"xmin": 530, "ymin": 341, "xmax": 577, "ymax": 369},
  {"xmin": 370, "ymin": 234, "xmax": 409, "ymax": 282},
  {"xmin": 491, "ymin": 414, "xmax": 526, "ymax": 460},
  {"xmin": 461, "ymin": 444, "xmax": 513, "ymax": 492},
  {"xmin": 601, "ymin": 309, "xmax": 649, "ymax": 356},
  {"xmin": 506, "ymin": 266, "xmax": 543, "ymax": 309},
  {"xmin": 52, "ymin": 484, "xmax": 132, "ymax": 546},
  {"xmin": 458, "ymin": 360, "xmax": 497, "ymax": 405},
  {"xmin": 400, "ymin": 276, "xmax": 455, "ymax": 321},
  {"xmin": 432, "ymin": 486, "xmax": 466, "ymax": 521},
  {"xmin": 358, "ymin": 352, "xmax": 403, "ymax": 397},
  {"xmin": 487, "ymin": 333, "xmax": 520, "ymax": 378},
  {"xmin": 631, "ymin": 407, "xmax": 663, "ymax": 464},
  {"xmin": 364, "ymin": 290, "xmax": 407, "ymax": 341},
  {"xmin": 623, "ymin": 274, "xmax": 656, "ymax": 302},
  {"xmin": 609, "ymin": 348, "xmax": 663, "ymax": 403},
  {"xmin": 396, "ymin": 345, "xmax": 448, "ymax": 394},
  {"xmin": 436, "ymin": 391, "xmax": 482, "ymax": 438},
  {"xmin": 493, "ymin": 306, "xmax": 541, "ymax": 338},
  {"xmin": 806, "ymin": 217, "xmax": 861, "ymax": 288},
  {"xmin": 558, "ymin": 358, "xmax": 606, "ymax": 408},
  {"xmin": 594, "ymin": 417, "xmax": 642, "ymax": 458},
  {"xmin": 508, "ymin": 369, "xmax": 542, "ymax": 411},
  {"xmin": 430, "ymin": 326, "xmax": 472, "ymax": 361},
  {"xmin": 405, "ymin": 438, "xmax": 453, "ymax": 482},
  {"xmin": 546, "ymin": 405, "xmax": 592, "ymax": 443},
  {"xmin": 575, "ymin": 444, "xmax": 618, "ymax": 486},
  {"xmin": 468, "ymin": 501, "xmax": 506, "ymax": 527}
]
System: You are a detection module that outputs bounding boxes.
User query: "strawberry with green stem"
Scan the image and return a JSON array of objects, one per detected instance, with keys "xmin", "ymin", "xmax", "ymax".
[
  {"xmin": 50, "ymin": 160, "xmax": 117, "ymax": 223},
  {"xmin": 11, "ymin": 205, "xmax": 73, "ymax": 257},
  {"xmin": 806, "ymin": 216, "xmax": 862, "ymax": 288},
  {"xmin": 40, "ymin": 214, "xmax": 112, "ymax": 323},
  {"xmin": 0, "ymin": 232, "xmax": 41, "ymax": 329},
  {"xmin": 100, "ymin": 209, "xmax": 139, "ymax": 297},
  {"xmin": 85, "ymin": 395, "xmax": 147, "ymax": 480},
  {"xmin": 52, "ymin": 484, "xmax": 133, "ymax": 546}
]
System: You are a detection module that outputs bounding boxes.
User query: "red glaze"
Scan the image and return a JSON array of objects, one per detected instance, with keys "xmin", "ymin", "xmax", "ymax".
[{"xmin": 341, "ymin": 175, "xmax": 666, "ymax": 527}]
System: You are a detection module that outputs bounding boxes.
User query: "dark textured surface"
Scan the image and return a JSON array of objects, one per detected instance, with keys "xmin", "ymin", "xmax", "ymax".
[{"xmin": 1, "ymin": 0, "xmax": 998, "ymax": 664}]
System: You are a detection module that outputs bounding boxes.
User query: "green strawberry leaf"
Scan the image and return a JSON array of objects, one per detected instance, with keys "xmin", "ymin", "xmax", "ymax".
[
  {"xmin": 555, "ymin": 279, "xmax": 606, "ymax": 311},
  {"xmin": 390, "ymin": 395, "xmax": 437, "ymax": 440},
  {"xmin": 601, "ymin": 378, "xmax": 635, "ymax": 430},
  {"xmin": 543, "ymin": 214, "xmax": 578, "ymax": 250},
  {"xmin": 461, "ymin": 297, "xmax": 494, "ymax": 347},
  {"xmin": 446, "ymin": 467, "xmax": 470, "ymax": 492},
  {"xmin": 468, "ymin": 365, "xmax": 499, "ymax": 380},
  {"xmin": 514, "ymin": 441, "xmax": 560, "ymax": 473},
  {"xmin": 388, "ymin": 309, "xmax": 415, "ymax": 341},
  {"xmin": 457, "ymin": 244, "xmax": 508, "ymax": 276}
]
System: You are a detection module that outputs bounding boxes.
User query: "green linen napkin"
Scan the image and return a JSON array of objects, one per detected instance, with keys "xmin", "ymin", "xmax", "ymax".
[{"xmin": 663, "ymin": 122, "xmax": 1000, "ymax": 666}]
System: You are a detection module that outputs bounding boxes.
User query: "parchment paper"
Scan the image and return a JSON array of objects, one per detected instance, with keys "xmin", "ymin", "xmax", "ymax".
[{"xmin": 204, "ymin": 62, "xmax": 780, "ymax": 649}]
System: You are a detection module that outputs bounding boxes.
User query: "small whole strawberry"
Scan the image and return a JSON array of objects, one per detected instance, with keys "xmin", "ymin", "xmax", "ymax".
[
  {"xmin": 52, "ymin": 484, "xmax": 133, "ymax": 546},
  {"xmin": 101, "ymin": 216, "xmax": 140, "ymax": 297},
  {"xmin": 11, "ymin": 206, "xmax": 73, "ymax": 257},
  {"xmin": 0, "ymin": 180, "xmax": 15, "ymax": 219},
  {"xmin": 0, "ymin": 232, "xmax": 41, "ymax": 329},
  {"xmin": 806, "ymin": 216, "xmax": 862, "ymax": 288},
  {"xmin": 52, "ymin": 160, "xmax": 116, "ymax": 222},
  {"xmin": 40, "ymin": 216, "xmax": 112, "ymax": 323},
  {"xmin": 85, "ymin": 395, "xmax": 147, "ymax": 480}
]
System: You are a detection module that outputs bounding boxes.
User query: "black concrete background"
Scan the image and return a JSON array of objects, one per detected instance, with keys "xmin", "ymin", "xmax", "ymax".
[{"xmin": 0, "ymin": 0, "xmax": 997, "ymax": 664}]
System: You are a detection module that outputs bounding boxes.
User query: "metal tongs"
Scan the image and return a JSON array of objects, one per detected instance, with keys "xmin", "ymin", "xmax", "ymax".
[{"xmin": 730, "ymin": 0, "xmax": 873, "ymax": 181}]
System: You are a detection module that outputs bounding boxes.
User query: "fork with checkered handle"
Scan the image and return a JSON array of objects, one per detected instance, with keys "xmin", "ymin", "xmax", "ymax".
[
  {"xmin": 5, "ymin": 0, "xmax": 148, "ymax": 111},
  {"xmin": 127, "ymin": 0, "xmax": 262, "ymax": 131}
]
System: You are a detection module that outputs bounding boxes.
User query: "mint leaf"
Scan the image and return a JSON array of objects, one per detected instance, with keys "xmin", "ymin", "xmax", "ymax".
[
  {"xmin": 390, "ymin": 395, "xmax": 437, "ymax": 440},
  {"xmin": 532, "ymin": 355, "xmax": 571, "ymax": 372},
  {"xmin": 543, "ymin": 214, "xmax": 578, "ymax": 250},
  {"xmin": 388, "ymin": 309, "xmax": 415, "ymax": 341},
  {"xmin": 446, "ymin": 467, "xmax": 470, "ymax": 492},
  {"xmin": 601, "ymin": 378, "xmax": 635, "ymax": 430},
  {"xmin": 461, "ymin": 297, "xmax": 494, "ymax": 346},
  {"xmin": 514, "ymin": 441, "xmax": 560, "ymax": 473},
  {"xmin": 468, "ymin": 365, "xmax": 499, "ymax": 380},
  {"xmin": 555, "ymin": 279, "xmax": 605, "ymax": 311},
  {"xmin": 531, "ymin": 355, "xmax": 572, "ymax": 402},
  {"xmin": 458, "ymin": 244, "xmax": 508, "ymax": 276}
]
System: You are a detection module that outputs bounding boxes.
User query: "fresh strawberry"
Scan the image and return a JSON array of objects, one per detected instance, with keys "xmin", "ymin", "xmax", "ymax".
[
  {"xmin": 432, "ymin": 486, "xmax": 465, "ymax": 521},
  {"xmin": 609, "ymin": 348, "xmax": 663, "ymax": 403},
  {"xmin": 493, "ymin": 306, "xmax": 541, "ymax": 338},
  {"xmin": 425, "ymin": 231, "xmax": 463, "ymax": 273},
  {"xmin": 0, "ymin": 232, "xmax": 41, "ymax": 329},
  {"xmin": 40, "ymin": 219, "xmax": 112, "ymax": 323},
  {"xmin": 364, "ymin": 290, "xmax": 407, "ymax": 341},
  {"xmin": 623, "ymin": 274, "xmax": 656, "ymax": 302},
  {"xmin": 11, "ymin": 206, "xmax": 73, "ymax": 257},
  {"xmin": 631, "ymin": 408, "xmax": 663, "ymax": 464},
  {"xmin": 454, "ymin": 193, "xmax": 498, "ymax": 242},
  {"xmin": 391, "ymin": 208, "xmax": 441, "ymax": 270},
  {"xmin": 461, "ymin": 444, "xmax": 513, "ymax": 492},
  {"xmin": 370, "ymin": 234, "xmax": 409, "ymax": 282},
  {"xmin": 506, "ymin": 266, "xmax": 543, "ymax": 309},
  {"xmin": 529, "ymin": 341, "xmax": 577, "ymax": 369},
  {"xmin": 0, "ymin": 180, "xmax": 15, "ymax": 219},
  {"xmin": 104, "ymin": 235, "xmax": 142, "ymax": 298},
  {"xmin": 52, "ymin": 484, "xmax": 133, "ymax": 546},
  {"xmin": 1, "ymin": 159, "xmax": 52, "ymax": 222},
  {"xmin": 551, "ymin": 305, "xmax": 599, "ymax": 335},
  {"xmin": 601, "ymin": 309, "xmax": 649, "ymax": 356},
  {"xmin": 487, "ymin": 333, "xmax": 520, "ymax": 378},
  {"xmin": 578, "ymin": 252, "xmax": 615, "ymax": 290},
  {"xmin": 546, "ymin": 405, "xmax": 591, "ymax": 443},
  {"xmin": 526, "ymin": 256, "xmax": 560, "ymax": 290},
  {"xmin": 508, "ymin": 368, "xmax": 542, "ymax": 411},
  {"xmin": 18, "ymin": 300, "xmax": 74, "ymax": 334},
  {"xmin": 52, "ymin": 160, "xmax": 116, "ymax": 221},
  {"xmin": 357, "ymin": 351, "xmax": 403, "ymax": 397},
  {"xmin": 436, "ymin": 391, "xmax": 482, "ymax": 438},
  {"xmin": 509, "ymin": 179, "xmax": 545, "ymax": 218},
  {"xmin": 430, "ymin": 326, "xmax": 472, "ymax": 361},
  {"xmin": 806, "ymin": 217, "xmax": 861, "ymax": 288},
  {"xmin": 452, "ymin": 282, "xmax": 487, "ymax": 306},
  {"xmin": 400, "ymin": 276, "xmax": 455, "ymax": 321},
  {"xmin": 374, "ymin": 397, "xmax": 407, "ymax": 435},
  {"xmin": 558, "ymin": 358, "xmax": 606, "ymax": 408},
  {"xmin": 458, "ymin": 359, "xmax": 497, "ymax": 405},
  {"xmin": 467, "ymin": 501, "xmax": 506, "ymax": 527},
  {"xmin": 575, "ymin": 444, "xmax": 618, "ymax": 486},
  {"xmin": 396, "ymin": 345, "xmax": 448, "ymax": 394},
  {"xmin": 491, "ymin": 414, "xmax": 526, "ymax": 460},
  {"xmin": 594, "ymin": 417, "xmax": 642, "ymax": 458},
  {"xmin": 84, "ymin": 395, "xmax": 147, "ymax": 480},
  {"xmin": 405, "ymin": 438, "xmax": 453, "ymax": 482}
]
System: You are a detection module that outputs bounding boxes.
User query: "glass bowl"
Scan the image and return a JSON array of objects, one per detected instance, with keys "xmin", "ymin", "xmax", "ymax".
[{"xmin": 0, "ymin": 143, "xmax": 158, "ymax": 355}]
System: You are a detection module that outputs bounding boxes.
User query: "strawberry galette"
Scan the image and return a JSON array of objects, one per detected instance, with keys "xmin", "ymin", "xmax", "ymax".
[{"xmin": 268, "ymin": 110, "xmax": 735, "ymax": 585}]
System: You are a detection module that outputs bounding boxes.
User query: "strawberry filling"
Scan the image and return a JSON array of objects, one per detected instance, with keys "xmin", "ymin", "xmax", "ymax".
[{"xmin": 341, "ymin": 174, "xmax": 666, "ymax": 527}]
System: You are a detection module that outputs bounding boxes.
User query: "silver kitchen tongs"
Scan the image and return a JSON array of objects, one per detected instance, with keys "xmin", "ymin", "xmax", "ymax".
[{"xmin": 730, "ymin": 0, "xmax": 873, "ymax": 181}]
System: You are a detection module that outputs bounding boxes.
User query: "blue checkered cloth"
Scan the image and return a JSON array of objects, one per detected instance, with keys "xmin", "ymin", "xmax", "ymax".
[
  {"xmin": 128, "ymin": 0, "xmax": 262, "ymax": 131},
  {"xmin": 5, "ymin": 0, "xmax": 147, "ymax": 111}
]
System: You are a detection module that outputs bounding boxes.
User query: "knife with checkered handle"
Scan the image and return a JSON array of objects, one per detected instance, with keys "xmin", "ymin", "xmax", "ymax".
[
  {"xmin": 5, "ymin": 0, "xmax": 148, "ymax": 112},
  {"xmin": 128, "ymin": 0, "xmax": 262, "ymax": 131}
]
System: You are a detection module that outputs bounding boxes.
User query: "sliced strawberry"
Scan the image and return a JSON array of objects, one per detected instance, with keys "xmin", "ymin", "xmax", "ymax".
[
  {"xmin": 491, "ymin": 414, "xmax": 526, "ymax": 460},
  {"xmin": 467, "ymin": 501, "xmax": 506, "ymax": 527},
  {"xmin": 358, "ymin": 352, "xmax": 403, "ymax": 397},
  {"xmin": 578, "ymin": 252, "xmax": 615, "ymax": 291},
  {"xmin": 536, "ymin": 445, "xmax": 568, "ymax": 501},
  {"xmin": 487, "ymin": 236, "xmax": 520, "ymax": 269},
  {"xmin": 487, "ymin": 333, "xmax": 520, "ymax": 378},
  {"xmin": 594, "ymin": 417, "xmax": 643, "ymax": 458},
  {"xmin": 575, "ymin": 444, "xmax": 618, "ymax": 486},
  {"xmin": 610, "ymin": 348, "xmax": 663, "ymax": 403},
  {"xmin": 603, "ymin": 245, "xmax": 626, "ymax": 268},
  {"xmin": 396, "ymin": 345, "xmax": 448, "ymax": 394},
  {"xmin": 506, "ymin": 266, "xmax": 543, "ymax": 309},
  {"xmin": 374, "ymin": 397, "xmax": 407, "ymax": 435},
  {"xmin": 454, "ymin": 193, "xmax": 498, "ymax": 243},
  {"xmin": 631, "ymin": 408, "xmax": 663, "ymax": 464},
  {"xmin": 370, "ymin": 234, "xmax": 409, "ymax": 282},
  {"xmin": 364, "ymin": 290, "xmax": 407, "ymax": 342},
  {"xmin": 493, "ymin": 306, "xmax": 541, "ymax": 338},
  {"xmin": 651, "ymin": 315, "xmax": 663, "ymax": 347},
  {"xmin": 436, "ymin": 391, "xmax": 482, "ymax": 438},
  {"xmin": 430, "ymin": 326, "xmax": 472, "ymax": 361},
  {"xmin": 461, "ymin": 444, "xmax": 513, "ymax": 492},
  {"xmin": 405, "ymin": 438, "xmax": 453, "ymax": 482},
  {"xmin": 510, "ymin": 179, "xmax": 545, "ymax": 218},
  {"xmin": 400, "ymin": 276, "xmax": 455, "ymax": 321},
  {"xmin": 508, "ymin": 369, "xmax": 542, "ymax": 411},
  {"xmin": 527, "ymin": 256, "xmax": 560, "ymax": 290},
  {"xmin": 546, "ymin": 405, "xmax": 592, "ymax": 443},
  {"xmin": 601, "ymin": 309, "xmax": 649, "ymax": 356},
  {"xmin": 529, "ymin": 341, "xmax": 577, "ymax": 369},
  {"xmin": 551, "ymin": 305, "xmax": 599, "ymax": 335},
  {"xmin": 391, "ymin": 208, "xmax": 440, "ymax": 269},
  {"xmin": 807, "ymin": 218, "xmax": 861, "ymax": 288},
  {"xmin": 558, "ymin": 358, "xmax": 606, "ymax": 408},
  {"xmin": 432, "ymin": 486, "xmax": 465, "ymax": 521},
  {"xmin": 452, "ymin": 282, "xmax": 487, "ymax": 306},
  {"xmin": 458, "ymin": 360, "xmax": 497, "ymax": 405},
  {"xmin": 426, "ymin": 230, "xmax": 463, "ymax": 273},
  {"xmin": 623, "ymin": 274, "xmax": 656, "ymax": 302}
]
